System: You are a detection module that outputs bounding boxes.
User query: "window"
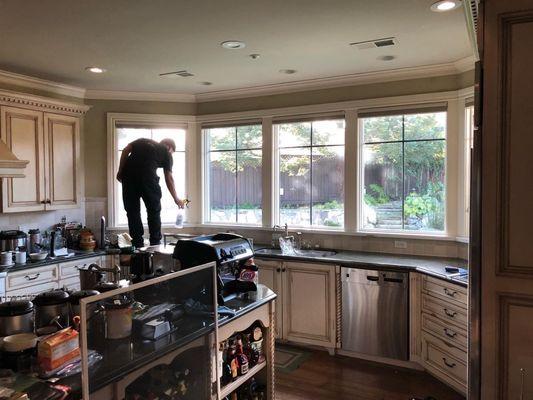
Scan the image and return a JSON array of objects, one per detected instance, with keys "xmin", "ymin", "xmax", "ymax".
[
  {"xmin": 359, "ymin": 111, "xmax": 446, "ymax": 232},
  {"xmin": 275, "ymin": 119, "xmax": 345, "ymax": 228},
  {"xmin": 464, "ymin": 104, "xmax": 475, "ymax": 235},
  {"xmin": 113, "ymin": 125, "xmax": 186, "ymax": 226},
  {"xmin": 204, "ymin": 124, "xmax": 262, "ymax": 224}
]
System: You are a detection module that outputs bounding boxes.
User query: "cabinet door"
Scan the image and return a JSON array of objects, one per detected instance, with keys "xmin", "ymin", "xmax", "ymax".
[
  {"xmin": 282, "ymin": 262, "xmax": 336, "ymax": 348},
  {"xmin": 0, "ymin": 106, "xmax": 46, "ymax": 212},
  {"xmin": 44, "ymin": 113, "xmax": 80, "ymax": 209},
  {"xmin": 256, "ymin": 258, "xmax": 283, "ymax": 339}
]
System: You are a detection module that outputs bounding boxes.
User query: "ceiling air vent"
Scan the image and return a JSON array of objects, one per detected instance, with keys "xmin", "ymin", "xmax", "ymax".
[
  {"xmin": 350, "ymin": 37, "xmax": 397, "ymax": 50},
  {"xmin": 159, "ymin": 70, "xmax": 194, "ymax": 77}
]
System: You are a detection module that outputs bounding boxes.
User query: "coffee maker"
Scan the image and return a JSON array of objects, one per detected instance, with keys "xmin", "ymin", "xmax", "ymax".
[{"xmin": 172, "ymin": 233, "xmax": 256, "ymax": 304}]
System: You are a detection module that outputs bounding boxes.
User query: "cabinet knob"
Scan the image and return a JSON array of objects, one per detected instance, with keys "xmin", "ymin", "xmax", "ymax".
[
  {"xmin": 444, "ymin": 288, "xmax": 457, "ymax": 297},
  {"xmin": 276, "ymin": 268, "xmax": 281, "ymax": 273}
]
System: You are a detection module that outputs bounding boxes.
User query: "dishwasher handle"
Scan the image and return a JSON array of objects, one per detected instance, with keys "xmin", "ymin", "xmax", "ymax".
[{"xmin": 366, "ymin": 275, "xmax": 379, "ymax": 282}]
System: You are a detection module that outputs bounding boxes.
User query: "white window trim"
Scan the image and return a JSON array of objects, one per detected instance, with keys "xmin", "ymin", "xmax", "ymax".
[
  {"xmin": 106, "ymin": 112, "xmax": 195, "ymax": 229},
  {"xmin": 105, "ymin": 88, "xmax": 474, "ymax": 240}
]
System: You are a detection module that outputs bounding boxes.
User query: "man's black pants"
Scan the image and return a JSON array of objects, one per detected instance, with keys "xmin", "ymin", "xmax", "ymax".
[{"xmin": 122, "ymin": 177, "xmax": 162, "ymax": 248}]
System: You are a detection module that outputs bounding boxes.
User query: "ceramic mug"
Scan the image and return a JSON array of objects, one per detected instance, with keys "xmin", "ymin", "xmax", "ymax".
[
  {"xmin": 15, "ymin": 251, "xmax": 27, "ymax": 264},
  {"xmin": 1, "ymin": 251, "xmax": 13, "ymax": 266}
]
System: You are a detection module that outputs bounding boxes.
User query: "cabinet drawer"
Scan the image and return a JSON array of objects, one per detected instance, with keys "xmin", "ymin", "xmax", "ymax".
[
  {"xmin": 7, "ymin": 264, "xmax": 58, "ymax": 291},
  {"xmin": 422, "ymin": 332, "xmax": 467, "ymax": 390},
  {"xmin": 422, "ymin": 293, "xmax": 468, "ymax": 329},
  {"xmin": 421, "ymin": 312, "xmax": 467, "ymax": 350},
  {"xmin": 6, "ymin": 280, "xmax": 59, "ymax": 298},
  {"xmin": 59, "ymin": 257, "xmax": 100, "ymax": 279},
  {"xmin": 60, "ymin": 276, "xmax": 80, "ymax": 291},
  {"xmin": 422, "ymin": 276, "xmax": 467, "ymax": 307}
]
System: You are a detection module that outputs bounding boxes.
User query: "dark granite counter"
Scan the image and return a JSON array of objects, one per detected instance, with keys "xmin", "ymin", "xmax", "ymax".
[
  {"xmin": 254, "ymin": 247, "xmax": 468, "ymax": 287},
  {"xmin": 0, "ymin": 250, "xmax": 108, "ymax": 273}
]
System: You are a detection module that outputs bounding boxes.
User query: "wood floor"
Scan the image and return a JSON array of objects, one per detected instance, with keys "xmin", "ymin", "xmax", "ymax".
[{"xmin": 276, "ymin": 350, "xmax": 465, "ymax": 400}]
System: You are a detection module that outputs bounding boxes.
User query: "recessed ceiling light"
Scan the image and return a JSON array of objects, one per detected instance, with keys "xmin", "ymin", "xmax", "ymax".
[
  {"xmin": 279, "ymin": 69, "xmax": 297, "ymax": 75},
  {"xmin": 249, "ymin": 53, "xmax": 261, "ymax": 60},
  {"xmin": 378, "ymin": 55, "xmax": 396, "ymax": 61},
  {"xmin": 199, "ymin": 81, "xmax": 213, "ymax": 86},
  {"xmin": 221, "ymin": 40, "xmax": 246, "ymax": 49},
  {"xmin": 85, "ymin": 66, "xmax": 106, "ymax": 73},
  {"xmin": 430, "ymin": 0, "xmax": 461, "ymax": 12}
]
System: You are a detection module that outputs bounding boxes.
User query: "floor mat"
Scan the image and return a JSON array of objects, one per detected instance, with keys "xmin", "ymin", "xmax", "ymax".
[{"xmin": 275, "ymin": 345, "xmax": 312, "ymax": 373}]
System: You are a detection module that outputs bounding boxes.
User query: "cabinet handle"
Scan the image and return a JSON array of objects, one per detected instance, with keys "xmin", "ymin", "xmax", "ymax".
[
  {"xmin": 520, "ymin": 368, "xmax": 525, "ymax": 400},
  {"xmin": 444, "ymin": 328, "xmax": 457, "ymax": 338},
  {"xmin": 443, "ymin": 308, "xmax": 457, "ymax": 318},
  {"xmin": 46, "ymin": 199, "xmax": 52, "ymax": 204},
  {"xmin": 442, "ymin": 358, "xmax": 456, "ymax": 368},
  {"xmin": 24, "ymin": 273, "xmax": 41, "ymax": 281},
  {"xmin": 444, "ymin": 288, "xmax": 457, "ymax": 297},
  {"xmin": 282, "ymin": 268, "xmax": 286, "ymax": 272},
  {"xmin": 276, "ymin": 268, "xmax": 281, "ymax": 273},
  {"xmin": 40, "ymin": 200, "xmax": 46, "ymax": 204}
]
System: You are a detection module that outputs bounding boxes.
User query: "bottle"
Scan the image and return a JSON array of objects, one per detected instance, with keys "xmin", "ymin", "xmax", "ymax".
[
  {"xmin": 235, "ymin": 335, "xmax": 249, "ymax": 375},
  {"xmin": 227, "ymin": 342, "xmax": 239, "ymax": 380}
]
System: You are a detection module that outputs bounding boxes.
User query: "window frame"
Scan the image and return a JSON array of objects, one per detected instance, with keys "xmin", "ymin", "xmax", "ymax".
[
  {"xmin": 357, "ymin": 110, "xmax": 448, "ymax": 235},
  {"xmin": 202, "ymin": 123, "xmax": 263, "ymax": 226},
  {"xmin": 106, "ymin": 113, "xmax": 194, "ymax": 229},
  {"xmin": 273, "ymin": 118, "xmax": 346, "ymax": 229}
]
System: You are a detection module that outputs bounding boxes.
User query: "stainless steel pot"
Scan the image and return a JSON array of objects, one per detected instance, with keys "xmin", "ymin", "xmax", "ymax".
[
  {"xmin": 33, "ymin": 290, "xmax": 70, "ymax": 329},
  {"xmin": 0, "ymin": 230, "xmax": 27, "ymax": 252},
  {"xmin": 0, "ymin": 300, "xmax": 34, "ymax": 336}
]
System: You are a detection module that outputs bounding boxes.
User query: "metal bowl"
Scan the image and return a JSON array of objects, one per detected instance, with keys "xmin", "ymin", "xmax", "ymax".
[{"xmin": 29, "ymin": 251, "xmax": 48, "ymax": 261}]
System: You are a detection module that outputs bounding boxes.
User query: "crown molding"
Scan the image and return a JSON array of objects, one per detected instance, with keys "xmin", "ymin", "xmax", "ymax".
[
  {"xmin": 0, "ymin": 57, "xmax": 475, "ymax": 105},
  {"xmin": 195, "ymin": 58, "xmax": 476, "ymax": 102},
  {"xmin": 0, "ymin": 69, "xmax": 86, "ymax": 99},
  {"xmin": 453, "ymin": 55, "xmax": 476, "ymax": 73},
  {"xmin": 0, "ymin": 88, "xmax": 91, "ymax": 115},
  {"xmin": 85, "ymin": 89, "xmax": 196, "ymax": 103}
]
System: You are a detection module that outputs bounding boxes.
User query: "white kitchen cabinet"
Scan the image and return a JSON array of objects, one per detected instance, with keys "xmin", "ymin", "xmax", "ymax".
[
  {"xmin": 282, "ymin": 261, "xmax": 337, "ymax": 349},
  {"xmin": 256, "ymin": 259, "xmax": 283, "ymax": 339},
  {"xmin": 0, "ymin": 106, "xmax": 46, "ymax": 212},
  {"xmin": 256, "ymin": 258, "xmax": 338, "ymax": 349},
  {"xmin": 0, "ymin": 106, "xmax": 81, "ymax": 212},
  {"xmin": 43, "ymin": 113, "xmax": 80, "ymax": 209}
]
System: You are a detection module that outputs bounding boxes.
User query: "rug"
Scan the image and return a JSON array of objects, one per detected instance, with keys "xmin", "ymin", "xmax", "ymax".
[{"xmin": 274, "ymin": 344, "xmax": 312, "ymax": 373}]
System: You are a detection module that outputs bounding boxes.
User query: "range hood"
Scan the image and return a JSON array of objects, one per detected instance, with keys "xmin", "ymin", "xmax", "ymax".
[{"xmin": 0, "ymin": 140, "xmax": 28, "ymax": 178}]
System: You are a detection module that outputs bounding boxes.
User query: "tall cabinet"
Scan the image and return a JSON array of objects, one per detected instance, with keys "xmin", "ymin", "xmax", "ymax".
[
  {"xmin": 474, "ymin": 1, "xmax": 533, "ymax": 399},
  {"xmin": 0, "ymin": 91, "xmax": 88, "ymax": 212}
]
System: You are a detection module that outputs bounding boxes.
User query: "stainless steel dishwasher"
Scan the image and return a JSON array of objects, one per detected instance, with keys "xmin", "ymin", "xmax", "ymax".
[{"xmin": 341, "ymin": 267, "xmax": 409, "ymax": 360}]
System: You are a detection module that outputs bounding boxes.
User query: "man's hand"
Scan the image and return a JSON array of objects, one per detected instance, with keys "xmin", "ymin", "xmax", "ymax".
[{"xmin": 175, "ymin": 198, "xmax": 185, "ymax": 209}]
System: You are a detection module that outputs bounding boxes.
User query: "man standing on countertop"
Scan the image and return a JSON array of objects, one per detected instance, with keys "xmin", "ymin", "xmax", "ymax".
[{"xmin": 116, "ymin": 138, "xmax": 185, "ymax": 248}]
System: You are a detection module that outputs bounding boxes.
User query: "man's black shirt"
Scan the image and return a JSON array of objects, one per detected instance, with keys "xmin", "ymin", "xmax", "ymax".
[{"xmin": 122, "ymin": 138, "xmax": 173, "ymax": 183}]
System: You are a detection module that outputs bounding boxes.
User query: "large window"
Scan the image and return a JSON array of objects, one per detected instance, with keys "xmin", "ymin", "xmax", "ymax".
[
  {"xmin": 360, "ymin": 111, "xmax": 446, "ymax": 233},
  {"xmin": 114, "ymin": 125, "xmax": 186, "ymax": 226},
  {"xmin": 464, "ymin": 104, "xmax": 475, "ymax": 236},
  {"xmin": 275, "ymin": 119, "xmax": 345, "ymax": 228},
  {"xmin": 204, "ymin": 124, "xmax": 262, "ymax": 224}
]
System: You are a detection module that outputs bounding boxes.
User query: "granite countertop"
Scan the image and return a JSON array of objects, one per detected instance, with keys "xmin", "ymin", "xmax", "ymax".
[
  {"xmin": 0, "ymin": 249, "xmax": 108, "ymax": 273},
  {"xmin": 253, "ymin": 247, "xmax": 468, "ymax": 287}
]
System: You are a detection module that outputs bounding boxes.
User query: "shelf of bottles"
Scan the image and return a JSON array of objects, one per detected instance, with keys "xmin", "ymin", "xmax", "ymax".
[
  {"xmin": 219, "ymin": 322, "xmax": 268, "ymax": 399},
  {"xmin": 125, "ymin": 346, "xmax": 211, "ymax": 400}
]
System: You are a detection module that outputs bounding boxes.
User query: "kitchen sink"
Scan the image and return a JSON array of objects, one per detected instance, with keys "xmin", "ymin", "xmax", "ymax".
[
  {"xmin": 255, "ymin": 248, "xmax": 337, "ymax": 258},
  {"xmin": 294, "ymin": 249, "xmax": 337, "ymax": 257}
]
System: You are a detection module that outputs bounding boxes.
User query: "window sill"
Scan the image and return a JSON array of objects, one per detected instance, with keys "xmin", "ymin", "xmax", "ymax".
[{"xmin": 355, "ymin": 229, "xmax": 453, "ymax": 241}]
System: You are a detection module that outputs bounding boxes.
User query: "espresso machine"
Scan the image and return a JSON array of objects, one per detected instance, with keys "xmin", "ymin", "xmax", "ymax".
[{"xmin": 172, "ymin": 233, "xmax": 256, "ymax": 304}]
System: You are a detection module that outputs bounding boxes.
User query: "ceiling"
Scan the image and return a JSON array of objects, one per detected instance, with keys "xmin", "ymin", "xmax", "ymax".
[{"xmin": 0, "ymin": 0, "xmax": 472, "ymax": 95}]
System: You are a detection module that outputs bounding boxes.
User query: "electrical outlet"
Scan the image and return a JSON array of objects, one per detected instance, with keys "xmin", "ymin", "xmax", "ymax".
[{"xmin": 394, "ymin": 240, "xmax": 407, "ymax": 249}]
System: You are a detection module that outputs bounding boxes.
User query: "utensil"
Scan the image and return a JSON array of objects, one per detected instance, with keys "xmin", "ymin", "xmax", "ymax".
[
  {"xmin": 28, "ymin": 229, "xmax": 42, "ymax": 254},
  {"xmin": 33, "ymin": 290, "xmax": 70, "ymax": 330},
  {"xmin": 0, "ymin": 230, "xmax": 27, "ymax": 252},
  {"xmin": 29, "ymin": 251, "xmax": 48, "ymax": 261},
  {"xmin": 15, "ymin": 251, "xmax": 26, "ymax": 264},
  {"xmin": 0, "ymin": 300, "xmax": 34, "ymax": 336},
  {"xmin": 0, "ymin": 251, "xmax": 13, "ymax": 266}
]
